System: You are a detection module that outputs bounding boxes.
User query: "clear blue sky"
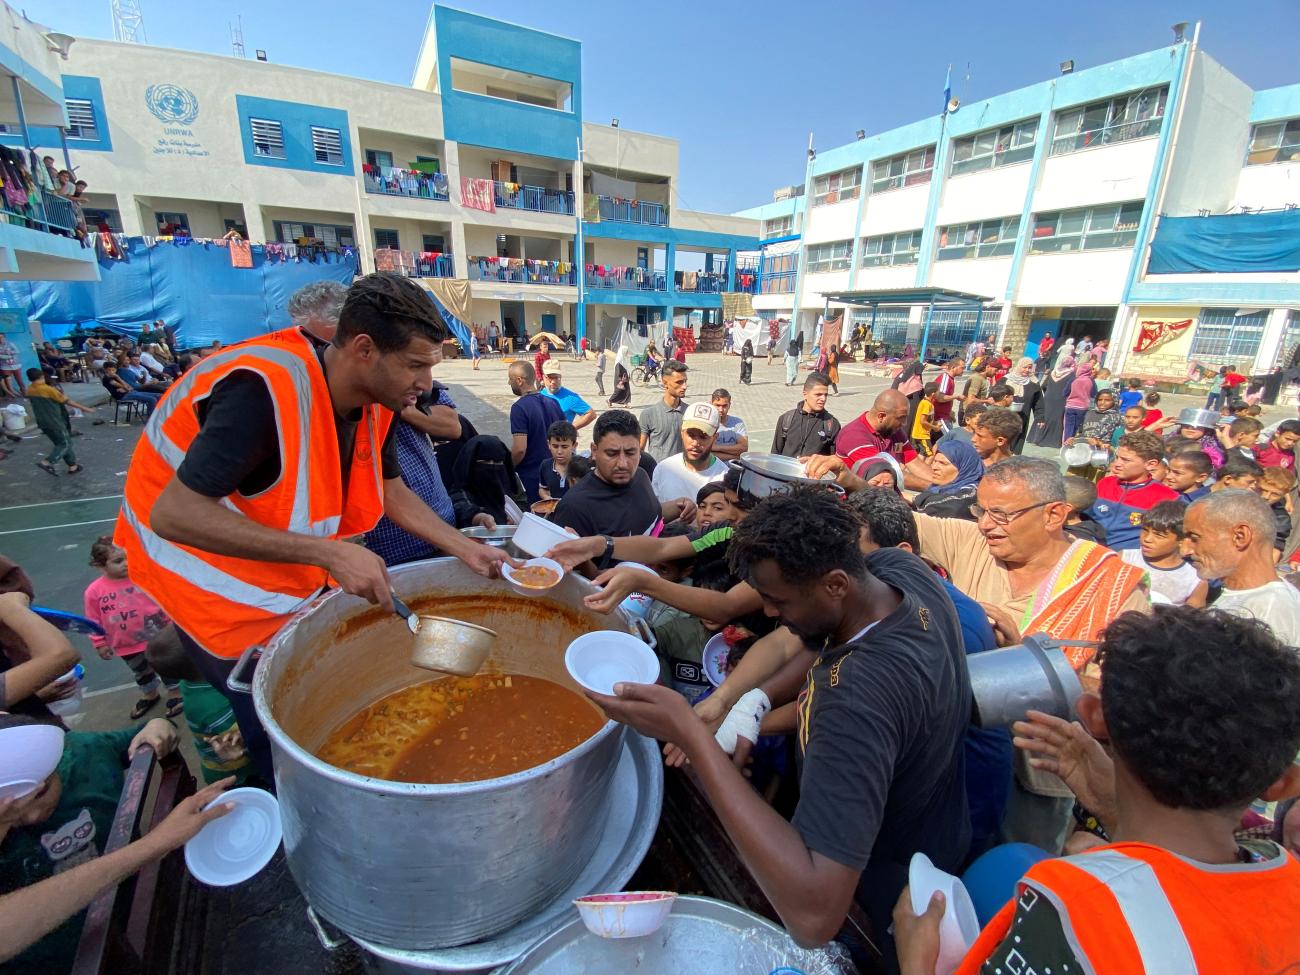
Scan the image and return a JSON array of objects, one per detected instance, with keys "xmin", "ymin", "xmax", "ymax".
[{"xmin": 21, "ymin": 0, "xmax": 1300, "ymax": 213}]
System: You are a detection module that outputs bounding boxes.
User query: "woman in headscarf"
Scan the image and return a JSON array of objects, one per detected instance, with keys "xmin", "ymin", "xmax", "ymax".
[
  {"xmin": 1029, "ymin": 354, "xmax": 1077, "ymax": 449},
  {"xmin": 911, "ymin": 440, "xmax": 985, "ymax": 520},
  {"xmin": 1002, "ymin": 356, "xmax": 1041, "ymax": 453},
  {"xmin": 858, "ymin": 453, "xmax": 904, "ymax": 493},
  {"xmin": 1062, "ymin": 359, "xmax": 1097, "ymax": 442},
  {"xmin": 1052, "ymin": 336, "xmax": 1076, "ymax": 372},
  {"xmin": 783, "ymin": 333, "xmax": 801, "ymax": 386},
  {"xmin": 608, "ymin": 345, "xmax": 632, "ymax": 406},
  {"xmin": 826, "ymin": 345, "xmax": 840, "ymax": 395},
  {"xmin": 892, "ymin": 356, "xmax": 927, "ymax": 435},
  {"xmin": 739, "ymin": 339, "xmax": 754, "ymax": 385}
]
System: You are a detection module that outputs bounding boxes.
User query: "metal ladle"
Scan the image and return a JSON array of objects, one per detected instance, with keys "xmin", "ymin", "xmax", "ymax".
[{"xmin": 392, "ymin": 593, "xmax": 498, "ymax": 676}]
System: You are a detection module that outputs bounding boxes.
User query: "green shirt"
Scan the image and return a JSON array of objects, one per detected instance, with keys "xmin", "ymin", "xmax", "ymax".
[
  {"xmin": 179, "ymin": 680, "xmax": 252, "ymax": 785},
  {"xmin": 0, "ymin": 726, "xmax": 140, "ymax": 975}
]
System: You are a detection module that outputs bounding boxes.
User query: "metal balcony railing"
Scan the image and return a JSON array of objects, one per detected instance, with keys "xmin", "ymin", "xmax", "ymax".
[
  {"xmin": 0, "ymin": 188, "xmax": 80, "ymax": 236},
  {"xmin": 595, "ymin": 195, "xmax": 667, "ymax": 226},
  {"xmin": 585, "ymin": 267, "xmax": 668, "ymax": 291},
  {"xmin": 374, "ymin": 248, "xmax": 455, "ymax": 278},
  {"xmin": 493, "ymin": 181, "xmax": 575, "ymax": 215},
  {"xmin": 362, "ymin": 166, "xmax": 450, "ymax": 202},
  {"xmin": 468, "ymin": 256, "xmax": 577, "ymax": 285}
]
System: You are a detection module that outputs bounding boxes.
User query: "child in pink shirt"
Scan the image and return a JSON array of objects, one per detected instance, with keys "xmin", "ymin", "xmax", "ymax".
[{"xmin": 83, "ymin": 535, "xmax": 183, "ymax": 719}]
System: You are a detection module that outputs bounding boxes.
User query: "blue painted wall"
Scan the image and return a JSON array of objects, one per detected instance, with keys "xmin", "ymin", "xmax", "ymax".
[
  {"xmin": 234, "ymin": 95, "xmax": 354, "ymax": 176},
  {"xmin": 0, "ymin": 75, "xmax": 112, "ymax": 153},
  {"xmin": 582, "ymin": 221, "xmax": 759, "ymax": 252},
  {"xmin": 433, "ymin": 6, "xmax": 581, "ymax": 161},
  {"xmin": 1251, "ymin": 83, "xmax": 1300, "ymax": 123}
]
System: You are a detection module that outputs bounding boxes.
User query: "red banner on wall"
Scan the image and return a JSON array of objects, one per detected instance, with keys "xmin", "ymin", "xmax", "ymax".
[{"xmin": 1132, "ymin": 318, "xmax": 1192, "ymax": 353}]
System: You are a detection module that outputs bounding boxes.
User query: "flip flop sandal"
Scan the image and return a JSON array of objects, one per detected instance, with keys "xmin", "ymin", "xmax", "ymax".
[
  {"xmin": 66, "ymin": 464, "xmax": 84, "ymax": 475},
  {"xmin": 36, "ymin": 461, "xmax": 58, "ymax": 477},
  {"xmin": 165, "ymin": 697, "xmax": 184, "ymax": 718},
  {"xmin": 130, "ymin": 696, "xmax": 159, "ymax": 719}
]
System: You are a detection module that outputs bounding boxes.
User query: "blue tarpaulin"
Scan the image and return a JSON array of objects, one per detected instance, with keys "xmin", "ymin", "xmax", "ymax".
[
  {"xmin": 0, "ymin": 237, "xmax": 358, "ymax": 347},
  {"xmin": 1147, "ymin": 210, "xmax": 1300, "ymax": 274},
  {"xmin": 423, "ymin": 292, "xmax": 472, "ymax": 349}
]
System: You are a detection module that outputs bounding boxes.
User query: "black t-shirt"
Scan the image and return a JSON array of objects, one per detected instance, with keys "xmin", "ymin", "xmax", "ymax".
[
  {"xmin": 540, "ymin": 462, "xmax": 568, "ymax": 499},
  {"xmin": 176, "ymin": 342, "xmax": 400, "ymax": 498},
  {"xmin": 551, "ymin": 468, "xmax": 662, "ymax": 540},
  {"xmin": 792, "ymin": 547, "xmax": 971, "ymax": 941}
]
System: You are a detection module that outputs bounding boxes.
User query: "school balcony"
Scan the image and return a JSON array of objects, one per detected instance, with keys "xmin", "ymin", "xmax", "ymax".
[
  {"xmin": 373, "ymin": 248, "xmax": 455, "ymax": 278},
  {"xmin": 468, "ymin": 255, "xmax": 577, "ymax": 285},
  {"xmin": 362, "ymin": 166, "xmax": 450, "ymax": 202},
  {"xmin": 585, "ymin": 266, "xmax": 668, "ymax": 291}
]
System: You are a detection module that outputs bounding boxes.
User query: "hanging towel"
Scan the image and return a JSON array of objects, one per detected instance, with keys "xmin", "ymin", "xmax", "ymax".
[
  {"xmin": 460, "ymin": 177, "xmax": 497, "ymax": 213},
  {"xmin": 229, "ymin": 239, "xmax": 253, "ymax": 268}
]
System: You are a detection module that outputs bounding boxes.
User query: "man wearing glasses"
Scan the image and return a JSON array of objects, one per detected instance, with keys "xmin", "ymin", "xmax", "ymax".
[{"xmin": 913, "ymin": 457, "xmax": 1149, "ymax": 852}]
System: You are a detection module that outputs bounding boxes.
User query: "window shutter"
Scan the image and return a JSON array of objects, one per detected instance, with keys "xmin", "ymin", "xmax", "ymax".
[
  {"xmin": 311, "ymin": 126, "xmax": 343, "ymax": 165},
  {"xmin": 65, "ymin": 98, "xmax": 97, "ymax": 139},
  {"xmin": 250, "ymin": 118, "xmax": 285, "ymax": 158}
]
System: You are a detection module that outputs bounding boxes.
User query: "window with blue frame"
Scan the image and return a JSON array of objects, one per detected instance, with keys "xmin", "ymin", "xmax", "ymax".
[
  {"xmin": 65, "ymin": 98, "xmax": 98, "ymax": 141},
  {"xmin": 1191, "ymin": 308, "xmax": 1267, "ymax": 364},
  {"xmin": 805, "ymin": 240, "xmax": 854, "ymax": 273},
  {"xmin": 1049, "ymin": 87, "xmax": 1168, "ymax": 156},
  {"xmin": 950, "ymin": 118, "xmax": 1038, "ymax": 176},
  {"xmin": 936, "ymin": 217, "xmax": 1020, "ymax": 260},
  {"xmin": 924, "ymin": 308, "xmax": 1000, "ymax": 347},
  {"xmin": 1030, "ymin": 201, "xmax": 1143, "ymax": 253},
  {"xmin": 250, "ymin": 118, "xmax": 286, "ymax": 159},
  {"xmin": 861, "ymin": 230, "xmax": 923, "ymax": 267},
  {"xmin": 1245, "ymin": 118, "xmax": 1300, "ymax": 166},
  {"xmin": 853, "ymin": 308, "xmax": 910, "ymax": 346}
]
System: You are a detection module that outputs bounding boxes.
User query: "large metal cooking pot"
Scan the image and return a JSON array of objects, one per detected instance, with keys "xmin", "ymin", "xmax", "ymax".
[
  {"xmin": 244, "ymin": 558, "xmax": 646, "ymax": 950},
  {"xmin": 730, "ymin": 452, "xmax": 843, "ymax": 507}
]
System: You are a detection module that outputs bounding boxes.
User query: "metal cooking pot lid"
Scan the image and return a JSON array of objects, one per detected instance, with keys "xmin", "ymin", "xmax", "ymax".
[{"xmin": 736, "ymin": 452, "xmax": 833, "ymax": 482}]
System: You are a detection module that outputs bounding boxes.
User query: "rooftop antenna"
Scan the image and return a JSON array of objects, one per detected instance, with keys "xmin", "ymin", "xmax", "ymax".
[
  {"xmin": 230, "ymin": 17, "xmax": 245, "ymax": 59},
  {"xmin": 110, "ymin": 0, "xmax": 147, "ymax": 43}
]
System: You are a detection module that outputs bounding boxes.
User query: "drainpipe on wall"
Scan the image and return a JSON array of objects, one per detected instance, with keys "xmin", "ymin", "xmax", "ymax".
[
  {"xmin": 787, "ymin": 133, "xmax": 817, "ymax": 346},
  {"xmin": 574, "ymin": 136, "xmax": 586, "ymax": 341}
]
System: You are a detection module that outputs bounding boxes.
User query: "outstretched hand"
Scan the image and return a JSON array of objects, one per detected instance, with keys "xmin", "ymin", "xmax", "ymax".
[
  {"xmin": 142, "ymin": 776, "xmax": 237, "ymax": 854},
  {"xmin": 1012, "ymin": 709, "xmax": 1116, "ymax": 826},
  {"xmin": 584, "ymin": 565, "xmax": 657, "ymax": 615},
  {"xmin": 587, "ymin": 681, "xmax": 709, "ymax": 754}
]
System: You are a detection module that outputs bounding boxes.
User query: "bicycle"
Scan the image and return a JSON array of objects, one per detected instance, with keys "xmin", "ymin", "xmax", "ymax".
[{"xmin": 631, "ymin": 365, "xmax": 659, "ymax": 387}]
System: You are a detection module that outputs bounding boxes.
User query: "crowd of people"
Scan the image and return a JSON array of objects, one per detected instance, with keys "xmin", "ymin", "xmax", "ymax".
[{"xmin": 2, "ymin": 275, "xmax": 1299, "ymax": 973}]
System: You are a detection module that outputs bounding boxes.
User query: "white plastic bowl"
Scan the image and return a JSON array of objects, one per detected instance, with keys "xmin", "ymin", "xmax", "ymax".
[
  {"xmin": 501, "ymin": 557, "xmax": 564, "ymax": 597},
  {"xmin": 0, "ymin": 724, "xmax": 66, "ymax": 800},
  {"xmin": 185, "ymin": 787, "xmax": 282, "ymax": 887},
  {"xmin": 908, "ymin": 852, "xmax": 981, "ymax": 975},
  {"xmin": 512, "ymin": 512, "xmax": 574, "ymax": 558},
  {"xmin": 565, "ymin": 631, "xmax": 660, "ymax": 696},
  {"xmin": 573, "ymin": 891, "xmax": 677, "ymax": 938}
]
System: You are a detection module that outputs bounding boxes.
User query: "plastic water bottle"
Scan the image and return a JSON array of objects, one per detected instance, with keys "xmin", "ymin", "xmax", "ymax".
[{"xmin": 46, "ymin": 664, "xmax": 85, "ymax": 717}]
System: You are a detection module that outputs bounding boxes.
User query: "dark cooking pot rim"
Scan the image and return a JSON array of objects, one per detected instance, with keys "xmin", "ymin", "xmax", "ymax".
[{"xmin": 251, "ymin": 575, "xmax": 628, "ymax": 797}]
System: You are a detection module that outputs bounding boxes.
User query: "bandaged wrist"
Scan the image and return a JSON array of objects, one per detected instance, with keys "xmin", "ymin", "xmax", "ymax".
[{"xmin": 714, "ymin": 688, "xmax": 771, "ymax": 754}]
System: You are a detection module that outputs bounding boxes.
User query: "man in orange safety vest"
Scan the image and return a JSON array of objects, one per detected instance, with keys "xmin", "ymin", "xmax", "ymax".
[{"xmin": 894, "ymin": 604, "xmax": 1300, "ymax": 975}]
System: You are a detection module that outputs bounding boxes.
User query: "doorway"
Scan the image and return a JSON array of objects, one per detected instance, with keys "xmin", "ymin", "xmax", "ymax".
[{"xmin": 500, "ymin": 300, "xmax": 526, "ymax": 345}]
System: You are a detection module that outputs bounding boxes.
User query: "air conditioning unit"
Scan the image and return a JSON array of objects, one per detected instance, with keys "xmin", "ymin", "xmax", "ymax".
[{"xmin": 772, "ymin": 184, "xmax": 804, "ymax": 202}]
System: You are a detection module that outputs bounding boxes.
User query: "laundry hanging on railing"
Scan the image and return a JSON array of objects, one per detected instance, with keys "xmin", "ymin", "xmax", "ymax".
[{"xmin": 460, "ymin": 177, "xmax": 496, "ymax": 213}]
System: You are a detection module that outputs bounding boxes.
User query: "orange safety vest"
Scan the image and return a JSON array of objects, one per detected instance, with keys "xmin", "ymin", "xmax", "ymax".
[
  {"xmin": 955, "ymin": 841, "xmax": 1300, "ymax": 975},
  {"xmin": 115, "ymin": 328, "xmax": 394, "ymax": 658}
]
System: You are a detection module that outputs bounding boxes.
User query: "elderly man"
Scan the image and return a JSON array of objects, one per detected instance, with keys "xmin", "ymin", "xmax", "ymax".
[
  {"xmin": 287, "ymin": 280, "xmax": 348, "ymax": 342},
  {"xmin": 914, "ymin": 456, "xmax": 1149, "ymax": 851},
  {"xmin": 827, "ymin": 388, "xmax": 933, "ymax": 489},
  {"xmin": 1183, "ymin": 490, "xmax": 1300, "ymax": 646}
]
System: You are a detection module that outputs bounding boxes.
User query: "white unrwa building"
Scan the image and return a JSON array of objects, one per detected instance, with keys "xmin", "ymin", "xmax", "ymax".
[
  {"xmin": 737, "ymin": 25, "xmax": 1300, "ymax": 382},
  {"xmin": 6, "ymin": 5, "xmax": 759, "ymax": 343}
]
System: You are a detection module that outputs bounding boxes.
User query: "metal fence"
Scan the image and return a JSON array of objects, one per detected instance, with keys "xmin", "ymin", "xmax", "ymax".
[{"xmin": 494, "ymin": 181, "xmax": 575, "ymax": 215}]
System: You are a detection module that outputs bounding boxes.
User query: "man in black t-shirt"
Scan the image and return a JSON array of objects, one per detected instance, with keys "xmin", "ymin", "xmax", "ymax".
[
  {"xmin": 552, "ymin": 410, "xmax": 695, "ymax": 546},
  {"xmin": 588, "ymin": 489, "xmax": 970, "ymax": 969}
]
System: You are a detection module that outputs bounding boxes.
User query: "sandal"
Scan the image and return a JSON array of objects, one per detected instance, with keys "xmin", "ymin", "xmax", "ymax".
[
  {"xmin": 130, "ymin": 696, "xmax": 159, "ymax": 719},
  {"xmin": 36, "ymin": 461, "xmax": 58, "ymax": 477},
  {"xmin": 165, "ymin": 696, "xmax": 184, "ymax": 718},
  {"xmin": 66, "ymin": 464, "xmax": 84, "ymax": 475}
]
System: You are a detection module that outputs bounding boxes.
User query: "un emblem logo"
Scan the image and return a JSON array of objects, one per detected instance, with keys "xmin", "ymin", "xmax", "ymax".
[{"xmin": 145, "ymin": 84, "xmax": 199, "ymax": 125}]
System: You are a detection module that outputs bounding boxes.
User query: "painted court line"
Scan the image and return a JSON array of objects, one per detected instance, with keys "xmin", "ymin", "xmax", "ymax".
[
  {"xmin": 0, "ymin": 517, "xmax": 118, "ymax": 536},
  {"xmin": 2, "ymin": 494, "xmax": 124, "ymax": 511}
]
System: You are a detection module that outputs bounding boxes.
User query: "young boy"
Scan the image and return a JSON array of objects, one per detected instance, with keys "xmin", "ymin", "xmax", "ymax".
[
  {"xmin": 1062, "ymin": 474, "xmax": 1106, "ymax": 545},
  {"xmin": 25, "ymin": 367, "xmax": 96, "ymax": 476},
  {"xmin": 1088, "ymin": 429, "xmax": 1178, "ymax": 550},
  {"xmin": 1257, "ymin": 465, "xmax": 1296, "ymax": 560},
  {"xmin": 987, "ymin": 384, "xmax": 1014, "ymax": 409},
  {"xmin": 1254, "ymin": 417, "xmax": 1300, "ymax": 470},
  {"xmin": 1222, "ymin": 416, "xmax": 1263, "ymax": 461},
  {"xmin": 911, "ymin": 381, "xmax": 941, "ymax": 454},
  {"xmin": 1164, "ymin": 447, "xmax": 1213, "ymax": 503},
  {"xmin": 538, "ymin": 420, "xmax": 577, "ymax": 501},
  {"xmin": 1119, "ymin": 501, "xmax": 1207, "ymax": 606},
  {"xmin": 1213, "ymin": 454, "xmax": 1264, "ymax": 493},
  {"xmin": 145, "ymin": 626, "xmax": 254, "ymax": 787},
  {"xmin": 896, "ymin": 606, "xmax": 1300, "ymax": 974},
  {"xmin": 1111, "ymin": 404, "xmax": 1147, "ymax": 448},
  {"xmin": 1118, "ymin": 377, "xmax": 1143, "ymax": 411}
]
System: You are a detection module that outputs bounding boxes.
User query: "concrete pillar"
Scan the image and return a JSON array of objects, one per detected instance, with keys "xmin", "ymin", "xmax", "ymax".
[
  {"xmin": 1108, "ymin": 304, "xmax": 1136, "ymax": 375},
  {"xmin": 241, "ymin": 202, "xmax": 266, "ymax": 243},
  {"xmin": 117, "ymin": 194, "xmax": 146, "ymax": 237}
]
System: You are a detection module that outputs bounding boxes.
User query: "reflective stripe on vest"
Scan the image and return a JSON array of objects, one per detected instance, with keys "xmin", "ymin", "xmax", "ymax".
[{"xmin": 1048, "ymin": 850, "xmax": 1197, "ymax": 974}]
